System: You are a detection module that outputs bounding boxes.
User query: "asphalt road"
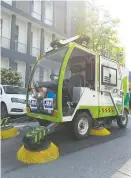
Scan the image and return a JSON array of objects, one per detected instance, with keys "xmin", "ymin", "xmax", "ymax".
[{"xmin": 1, "ymin": 115, "xmax": 131, "ymax": 178}]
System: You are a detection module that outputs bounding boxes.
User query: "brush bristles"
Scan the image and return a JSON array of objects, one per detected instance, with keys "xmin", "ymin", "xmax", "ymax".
[
  {"xmin": 90, "ymin": 128, "xmax": 111, "ymax": 136},
  {"xmin": 17, "ymin": 142, "xmax": 59, "ymax": 164},
  {"xmin": 0, "ymin": 127, "xmax": 20, "ymax": 139}
]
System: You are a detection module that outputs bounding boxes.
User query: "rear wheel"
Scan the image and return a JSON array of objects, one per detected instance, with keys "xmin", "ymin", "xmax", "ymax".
[
  {"xmin": 1, "ymin": 103, "xmax": 8, "ymax": 119},
  {"xmin": 117, "ymin": 109, "xmax": 128, "ymax": 128},
  {"xmin": 73, "ymin": 112, "xmax": 92, "ymax": 140}
]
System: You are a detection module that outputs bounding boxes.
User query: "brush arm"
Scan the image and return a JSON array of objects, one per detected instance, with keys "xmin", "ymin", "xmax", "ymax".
[
  {"xmin": 23, "ymin": 123, "xmax": 59, "ymax": 145},
  {"xmin": 46, "ymin": 123, "xmax": 59, "ymax": 135}
]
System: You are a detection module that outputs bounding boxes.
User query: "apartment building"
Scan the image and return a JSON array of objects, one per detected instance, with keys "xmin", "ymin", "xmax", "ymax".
[
  {"xmin": 1, "ymin": 0, "xmax": 86, "ymax": 87},
  {"xmin": 0, "ymin": 1, "xmax": 65, "ymax": 86}
]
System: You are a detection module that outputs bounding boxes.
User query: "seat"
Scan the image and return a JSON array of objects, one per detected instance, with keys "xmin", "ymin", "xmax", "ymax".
[{"xmin": 67, "ymin": 74, "xmax": 84, "ymax": 100}]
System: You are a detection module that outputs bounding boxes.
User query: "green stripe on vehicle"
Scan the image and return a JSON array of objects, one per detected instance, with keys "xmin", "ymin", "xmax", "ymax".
[{"xmin": 57, "ymin": 43, "xmax": 75, "ymax": 122}]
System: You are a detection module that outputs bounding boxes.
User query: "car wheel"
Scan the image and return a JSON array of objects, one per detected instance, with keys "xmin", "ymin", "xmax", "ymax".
[
  {"xmin": 73, "ymin": 112, "xmax": 92, "ymax": 140},
  {"xmin": 1, "ymin": 103, "xmax": 8, "ymax": 119},
  {"xmin": 117, "ymin": 109, "xmax": 128, "ymax": 128}
]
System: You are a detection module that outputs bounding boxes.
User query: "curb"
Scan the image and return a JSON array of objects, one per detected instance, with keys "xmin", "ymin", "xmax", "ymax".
[{"xmin": 111, "ymin": 159, "xmax": 131, "ymax": 178}]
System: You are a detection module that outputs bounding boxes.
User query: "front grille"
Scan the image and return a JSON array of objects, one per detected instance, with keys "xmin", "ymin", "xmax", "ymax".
[{"xmin": 11, "ymin": 108, "xmax": 23, "ymax": 112}]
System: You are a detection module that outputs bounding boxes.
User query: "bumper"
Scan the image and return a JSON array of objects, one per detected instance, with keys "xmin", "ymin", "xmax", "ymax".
[
  {"xmin": 8, "ymin": 103, "xmax": 26, "ymax": 115},
  {"xmin": 8, "ymin": 111, "xmax": 26, "ymax": 116}
]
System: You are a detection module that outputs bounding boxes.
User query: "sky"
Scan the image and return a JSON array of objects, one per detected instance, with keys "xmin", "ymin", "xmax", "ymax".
[{"xmin": 93, "ymin": 0, "xmax": 131, "ymax": 71}]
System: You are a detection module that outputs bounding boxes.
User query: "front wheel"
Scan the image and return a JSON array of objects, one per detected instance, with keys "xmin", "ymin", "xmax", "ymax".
[
  {"xmin": 1, "ymin": 103, "xmax": 8, "ymax": 119},
  {"xmin": 117, "ymin": 109, "xmax": 128, "ymax": 128},
  {"xmin": 73, "ymin": 112, "xmax": 92, "ymax": 140}
]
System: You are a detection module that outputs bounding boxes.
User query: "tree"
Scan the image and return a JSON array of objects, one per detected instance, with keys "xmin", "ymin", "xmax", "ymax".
[
  {"xmin": 75, "ymin": 2, "xmax": 125, "ymax": 65},
  {"xmin": 1, "ymin": 68, "xmax": 22, "ymax": 86}
]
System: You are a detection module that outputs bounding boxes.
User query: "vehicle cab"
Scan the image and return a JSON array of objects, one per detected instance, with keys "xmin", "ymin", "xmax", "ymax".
[{"xmin": 26, "ymin": 35, "xmax": 96, "ymax": 123}]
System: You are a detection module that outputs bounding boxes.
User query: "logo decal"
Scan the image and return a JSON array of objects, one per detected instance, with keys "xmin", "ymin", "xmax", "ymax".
[{"xmin": 43, "ymin": 98, "xmax": 53, "ymax": 110}]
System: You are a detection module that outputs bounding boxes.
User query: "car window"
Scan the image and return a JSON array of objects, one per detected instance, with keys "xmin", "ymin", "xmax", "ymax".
[{"xmin": 3, "ymin": 86, "xmax": 26, "ymax": 95}]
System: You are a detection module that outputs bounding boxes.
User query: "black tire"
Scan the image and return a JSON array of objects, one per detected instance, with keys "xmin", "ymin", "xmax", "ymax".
[
  {"xmin": 117, "ymin": 109, "xmax": 128, "ymax": 128},
  {"xmin": 73, "ymin": 112, "xmax": 92, "ymax": 140},
  {"xmin": 1, "ymin": 102, "xmax": 8, "ymax": 119}
]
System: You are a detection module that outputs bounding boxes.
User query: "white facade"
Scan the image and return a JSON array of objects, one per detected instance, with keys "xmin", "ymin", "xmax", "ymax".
[
  {"xmin": 31, "ymin": 26, "xmax": 41, "ymax": 57},
  {"xmin": 16, "ymin": 18, "xmax": 28, "ymax": 54},
  {"xmin": 1, "ymin": 12, "xmax": 11, "ymax": 49},
  {"xmin": 1, "ymin": 1, "xmax": 64, "ymax": 88}
]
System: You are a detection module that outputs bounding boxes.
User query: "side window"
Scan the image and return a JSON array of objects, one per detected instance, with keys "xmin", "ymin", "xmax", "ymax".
[
  {"xmin": 101, "ymin": 65, "xmax": 117, "ymax": 86},
  {"xmin": 63, "ymin": 47, "xmax": 96, "ymax": 89}
]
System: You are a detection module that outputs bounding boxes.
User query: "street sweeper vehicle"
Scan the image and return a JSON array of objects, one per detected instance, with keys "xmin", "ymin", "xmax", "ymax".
[
  {"xmin": 25, "ymin": 34, "xmax": 129, "ymax": 136},
  {"xmin": 1, "ymin": 35, "xmax": 129, "ymax": 164}
]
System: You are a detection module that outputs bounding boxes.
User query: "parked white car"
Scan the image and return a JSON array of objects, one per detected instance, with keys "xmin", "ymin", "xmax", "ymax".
[{"xmin": 0, "ymin": 85, "xmax": 37, "ymax": 118}]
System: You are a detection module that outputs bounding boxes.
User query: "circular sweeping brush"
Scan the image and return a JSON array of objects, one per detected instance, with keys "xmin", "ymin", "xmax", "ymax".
[
  {"xmin": 0, "ymin": 126, "xmax": 20, "ymax": 140},
  {"xmin": 17, "ymin": 139, "xmax": 59, "ymax": 164},
  {"xmin": 90, "ymin": 127, "xmax": 111, "ymax": 136}
]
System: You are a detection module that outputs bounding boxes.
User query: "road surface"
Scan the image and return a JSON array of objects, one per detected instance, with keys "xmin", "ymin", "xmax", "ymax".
[{"xmin": 1, "ymin": 115, "xmax": 131, "ymax": 178}]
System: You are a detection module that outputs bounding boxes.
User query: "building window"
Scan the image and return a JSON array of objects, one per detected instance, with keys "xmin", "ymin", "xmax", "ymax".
[
  {"xmin": 1, "ymin": 57, "xmax": 9, "ymax": 69},
  {"xmin": 31, "ymin": 0, "xmax": 41, "ymax": 20},
  {"xmin": 15, "ymin": 25, "xmax": 19, "ymax": 51},
  {"xmin": 10, "ymin": 61, "xmax": 17, "ymax": 71},
  {"xmin": 44, "ymin": 1, "xmax": 53, "ymax": 26}
]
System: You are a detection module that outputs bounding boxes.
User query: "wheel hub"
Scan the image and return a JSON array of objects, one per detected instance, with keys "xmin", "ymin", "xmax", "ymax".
[
  {"xmin": 121, "ymin": 112, "xmax": 127, "ymax": 125},
  {"xmin": 78, "ymin": 118, "xmax": 89, "ymax": 135}
]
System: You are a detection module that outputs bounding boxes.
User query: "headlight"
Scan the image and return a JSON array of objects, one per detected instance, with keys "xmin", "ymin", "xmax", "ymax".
[{"xmin": 11, "ymin": 98, "xmax": 26, "ymax": 104}]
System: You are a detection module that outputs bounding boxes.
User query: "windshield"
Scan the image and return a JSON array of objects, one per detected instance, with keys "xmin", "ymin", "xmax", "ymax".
[
  {"xmin": 30, "ymin": 46, "xmax": 68, "ymax": 88},
  {"xmin": 3, "ymin": 86, "xmax": 26, "ymax": 95}
]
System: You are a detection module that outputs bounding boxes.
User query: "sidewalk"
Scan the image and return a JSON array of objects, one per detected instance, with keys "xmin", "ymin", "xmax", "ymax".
[{"xmin": 111, "ymin": 159, "xmax": 131, "ymax": 178}]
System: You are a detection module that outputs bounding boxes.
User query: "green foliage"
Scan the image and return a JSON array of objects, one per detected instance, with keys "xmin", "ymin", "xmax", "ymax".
[
  {"xmin": 1, "ymin": 68, "xmax": 22, "ymax": 86},
  {"xmin": 75, "ymin": 3, "xmax": 125, "ymax": 64}
]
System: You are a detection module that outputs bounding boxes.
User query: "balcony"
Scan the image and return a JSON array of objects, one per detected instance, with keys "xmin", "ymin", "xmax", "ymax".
[
  {"xmin": 31, "ymin": 11, "xmax": 41, "ymax": 21},
  {"xmin": 31, "ymin": 47, "xmax": 40, "ymax": 57},
  {"xmin": 15, "ymin": 41, "xmax": 27, "ymax": 54},
  {"xmin": 1, "ymin": 36, "xmax": 10, "ymax": 49}
]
